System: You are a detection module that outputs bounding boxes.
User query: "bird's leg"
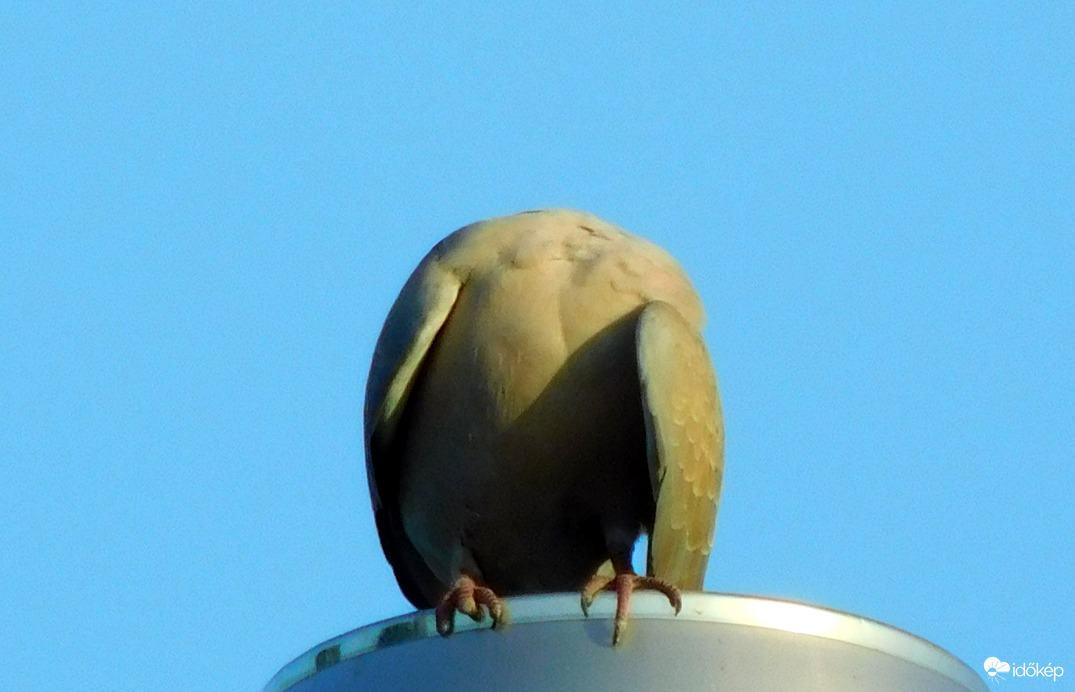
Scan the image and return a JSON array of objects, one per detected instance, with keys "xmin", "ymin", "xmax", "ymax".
[
  {"xmin": 434, "ymin": 574, "xmax": 508, "ymax": 637},
  {"xmin": 580, "ymin": 557, "xmax": 682, "ymax": 646}
]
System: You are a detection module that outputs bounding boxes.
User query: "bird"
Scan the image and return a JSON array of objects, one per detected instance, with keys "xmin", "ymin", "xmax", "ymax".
[{"xmin": 364, "ymin": 209, "xmax": 723, "ymax": 644}]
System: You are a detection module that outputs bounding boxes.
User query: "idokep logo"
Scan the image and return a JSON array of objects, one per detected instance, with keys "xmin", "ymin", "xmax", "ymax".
[
  {"xmin": 985, "ymin": 658, "xmax": 1011, "ymax": 681},
  {"xmin": 984, "ymin": 657, "xmax": 1064, "ymax": 683}
]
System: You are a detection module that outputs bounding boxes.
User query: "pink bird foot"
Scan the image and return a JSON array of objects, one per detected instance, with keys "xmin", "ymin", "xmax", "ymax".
[
  {"xmin": 434, "ymin": 574, "xmax": 508, "ymax": 636},
  {"xmin": 580, "ymin": 572, "xmax": 682, "ymax": 645}
]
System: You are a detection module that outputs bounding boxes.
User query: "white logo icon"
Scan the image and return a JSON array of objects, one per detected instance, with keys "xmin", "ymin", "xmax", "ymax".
[{"xmin": 984, "ymin": 657, "xmax": 1011, "ymax": 682}]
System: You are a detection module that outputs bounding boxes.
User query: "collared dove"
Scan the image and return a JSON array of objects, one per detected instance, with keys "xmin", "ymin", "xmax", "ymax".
[{"xmin": 364, "ymin": 209, "xmax": 723, "ymax": 644}]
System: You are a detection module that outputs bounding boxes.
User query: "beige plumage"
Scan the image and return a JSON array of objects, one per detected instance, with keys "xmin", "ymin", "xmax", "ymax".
[{"xmin": 364, "ymin": 209, "xmax": 723, "ymax": 643}]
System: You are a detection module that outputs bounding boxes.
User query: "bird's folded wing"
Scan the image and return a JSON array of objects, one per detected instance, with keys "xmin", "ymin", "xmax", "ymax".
[
  {"xmin": 364, "ymin": 253, "xmax": 463, "ymax": 607},
  {"xmin": 636, "ymin": 301, "xmax": 724, "ymax": 589}
]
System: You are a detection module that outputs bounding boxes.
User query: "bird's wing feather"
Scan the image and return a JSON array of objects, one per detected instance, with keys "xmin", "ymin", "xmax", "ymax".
[
  {"xmin": 364, "ymin": 252, "xmax": 462, "ymax": 606},
  {"xmin": 365, "ymin": 256, "xmax": 461, "ymax": 468},
  {"xmin": 636, "ymin": 301, "xmax": 724, "ymax": 589}
]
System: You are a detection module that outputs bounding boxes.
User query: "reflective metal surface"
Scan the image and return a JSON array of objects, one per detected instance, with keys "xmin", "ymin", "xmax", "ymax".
[{"xmin": 265, "ymin": 592, "xmax": 987, "ymax": 692}]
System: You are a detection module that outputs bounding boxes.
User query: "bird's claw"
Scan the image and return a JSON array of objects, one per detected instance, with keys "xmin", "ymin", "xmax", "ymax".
[
  {"xmin": 435, "ymin": 575, "xmax": 508, "ymax": 637},
  {"xmin": 580, "ymin": 574, "xmax": 613, "ymax": 617},
  {"xmin": 579, "ymin": 572, "xmax": 682, "ymax": 645}
]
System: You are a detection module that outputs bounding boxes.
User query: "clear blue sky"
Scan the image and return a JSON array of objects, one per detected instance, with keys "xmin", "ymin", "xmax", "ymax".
[{"xmin": 2, "ymin": 4, "xmax": 1072, "ymax": 690}]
